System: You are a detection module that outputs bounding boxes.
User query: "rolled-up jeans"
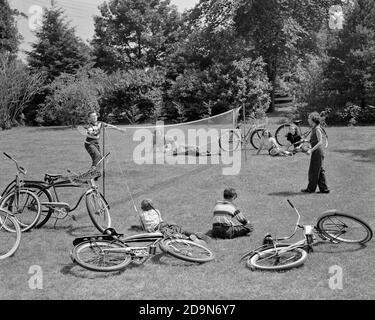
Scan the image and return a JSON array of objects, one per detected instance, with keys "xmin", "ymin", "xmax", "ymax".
[{"xmin": 85, "ymin": 141, "xmax": 101, "ymax": 168}]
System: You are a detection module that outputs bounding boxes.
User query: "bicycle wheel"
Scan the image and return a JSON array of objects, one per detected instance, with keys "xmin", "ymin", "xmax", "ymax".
[
  {"xmin": 0, "ymin": 190, "xmax": 41, "ymax": 232},
  {"xmin": 71, "ymin": 240, "xmax": 131, "ymax": 272},
  {"xmin": 0, "ymin": 209, "xmax": 21, "ymax": 259},
  {"xmin": 219, "ymin": 130, "xmax": 241, "ymax": 152},
  {"xmin": 86, "ymin": 191, "xmax": 111, "ymax": 232},
  {"xmin": 250, "ymin": 128, "xmax": 265, "ymax": 149},
  {"xmin": 275, "ymin": 124, "xmax": 292, "ymax": 147},
  {"xmin": 247, "ymin": 244, "xmax": 308, "ymax": 271},
  {"xmin": 22, "ymin": 184, "xmax": 53, "ymax": 228},
  {"xmin": 321, "ymin": 127, "xmax": 329, "ymax": 148},
  {"xmin": 316, "ymin": 212, "xmax": 373, "ymax": 244},
  {"xmin": 159, "ymin": 239, "xmax": 215, "ymax": 263}
]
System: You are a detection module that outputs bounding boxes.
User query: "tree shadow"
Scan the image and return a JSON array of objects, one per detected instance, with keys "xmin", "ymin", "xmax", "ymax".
[
  {"xmin": 267, "ymin": 191, "xmax": 307, "ymax": 197},
  {"xmin": 333, "ymin": 148, "xmax": 375, "ymax": 163}
]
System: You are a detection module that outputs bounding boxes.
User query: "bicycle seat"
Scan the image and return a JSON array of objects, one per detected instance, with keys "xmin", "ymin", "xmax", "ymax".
[
  {"xmin": 293, "ymin": 120, "xmax": 303, "ymax": 125},
  {"xmin": 45, "ymin": 173, "xmax": 63, "ymax": 181}
]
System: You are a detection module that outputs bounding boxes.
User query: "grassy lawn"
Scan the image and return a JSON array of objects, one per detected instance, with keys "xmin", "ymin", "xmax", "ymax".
[{"xmin": 0, "ymin": 119, "xmax": 374, "ymax": 300}]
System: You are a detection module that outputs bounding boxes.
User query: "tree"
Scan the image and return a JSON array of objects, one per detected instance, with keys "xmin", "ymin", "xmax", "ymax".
[
  {"xmin": 324, "ymin": 0, "xmax": 375, "ymax": 111},
  {"xmin": 0, "ymin": 0, "xmax": 22, "ymax": 56},
  {"xmin": 0, "ymin": 53, "xmax": 45, "ymax": 129},
  {"xmin": 233, "ymin": 0, "xmax": 337, "ymax": 112},
  {"xmin": 92, "ymin": 0, "xmax": 183, "ymax": 71},
  {"xmin": 27, "ymin": 6, "xmax": 91, "ymax": 82},
  {"xmin": 38, "ymin": 68, "xmax": 107, "ymax": 127}
]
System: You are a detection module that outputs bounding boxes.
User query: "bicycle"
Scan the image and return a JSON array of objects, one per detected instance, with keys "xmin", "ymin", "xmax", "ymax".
[
  {"xmin": 0, "ymin": 153, "xmax": 41, "ymax": 232},
  {"xmin": 70, "ymin": 227, "xmax": 215, "ymax": 272},
  {"xmin": 1, "ymin": 153, "xmax": 111, "ymax": 232},
  {"xmin": 240, "ymin": 200, "xmax": 373, "ymax": 271},
  {"xmin": 274, "ymin": 119, "xmax": 329, "ymax": 149},
  {"xmin": 0, "ymin": 208, "xmax": 22, "ymax": 259},
  {"xmin": 219, "ymin": 115, "xmax": 268, "ymax": 152}
]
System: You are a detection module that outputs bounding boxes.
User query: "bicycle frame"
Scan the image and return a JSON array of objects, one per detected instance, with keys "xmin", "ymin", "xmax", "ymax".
[{"xmin": 239, "ymin": 116, "xmax": 267, "ymax": 142}]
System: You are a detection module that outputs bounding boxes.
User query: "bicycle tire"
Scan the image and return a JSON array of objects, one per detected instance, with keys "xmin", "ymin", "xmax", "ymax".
[
  {"xmin": 316, "ymin": 211, "xmax": 373, "ymax": 244},
  {"xmin": 159, "ymin": 238, "xmax": 215, "ymax": 263},
  {"xmin": 247, "ymin": 244, "xmax": 308, "ymax": 271},
  {"xmin": 0, "ymin": 190, "xmax": 41, "ymax": 232},
  {"xmin": 21, "ymin": 184, "xmax": 54, "ymax": 228},
  {"xmin": 219, "ymin": 130, "xmax": 241, "ymax": 152},
  {"xmin": 71, "ymin": 240, "xmax": 131, "ymax": 272},
  {"xmin": 320, "ymin": 127, "xmax": 329, "ymax": 148},
  {"xmin": 86, "ymin": 191, "xmax": 111, "ymax": 232},
  {"xmin": 275, "ymin": 124, "xmax": 292, "ymax": 147},
  {"xmin": 250, "ymin": 128, "xmax": 265, "ymax": 150},
  {"xmin": 0, "ymin": 209, "xmax": 21, "ymax": 259}
]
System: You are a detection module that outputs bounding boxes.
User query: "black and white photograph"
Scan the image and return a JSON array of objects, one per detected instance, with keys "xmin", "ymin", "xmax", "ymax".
[{"xmin": 0, "ymin": 0, "xmax": 374, "ymax": 305}]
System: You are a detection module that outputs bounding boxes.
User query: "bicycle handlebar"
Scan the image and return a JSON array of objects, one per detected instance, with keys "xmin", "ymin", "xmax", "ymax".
[{"xmin": 3, "ymin": 152, "xmax": 27, "ymax": 175}]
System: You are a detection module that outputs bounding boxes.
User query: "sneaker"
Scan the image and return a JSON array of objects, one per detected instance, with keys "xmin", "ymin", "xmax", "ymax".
[
  {"xmin": 318, "ymin": 190, "xmax": 330, "ymax": 194},
  {"xmin": 301, "ymin": 189, "xmax": 314, "ymax": 193},
  {"xmin": 194, "ymin": 232, "xmax": 210, "ymax": 243}
]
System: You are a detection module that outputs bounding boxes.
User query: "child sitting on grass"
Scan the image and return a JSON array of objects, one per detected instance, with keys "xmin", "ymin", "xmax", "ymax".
[
  {"xmin": 257, "ymin": 130, "xmax": 292, "ymax": 156},
  {"xmin": 139, "ymin": 199, "xmax": 209, "ymax": 243},
  {"xmin": 286, "ymin": 125, "xmax": 307, "ymax": 153},
  {"xmin": 212, "ymin": 188, "xmax": 254, "ymax": 239}
]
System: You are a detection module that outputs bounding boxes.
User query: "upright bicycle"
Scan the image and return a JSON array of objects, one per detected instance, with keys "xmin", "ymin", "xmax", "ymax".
[
  {"xmin": 275, "ymin": 119, "xmax": 329, "ymax": 148},
  {"xmin": 219, "ymin": 115, "xmax": 268, "ymax": 151},
  {"xmin": 241, "ymin": 200, "xmax": 372, "ymax": 271},
  {"xmin": 1, "ymin": 153, "xmax": 111, "ymax": 232},
  {"xmin": 0, "ymin": 153, "xmax": 41, "ymax": 232},
  {"xmin": 71, "ymin": 228, "xmax": 215, "ymax": 272},
  {"xmin": 0, "ymin": 208, "xmax": 21, "ymax": 259}
]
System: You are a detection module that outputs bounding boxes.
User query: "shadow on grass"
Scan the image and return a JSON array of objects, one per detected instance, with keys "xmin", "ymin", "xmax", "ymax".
[
  {"xmin": 61, "ymin": 262, "xmax": 132, "ymax": 279},
  {"xmin": 268, "ymin": 191, "xmax": 306, "ymax": 197},
  {"xmin": 65, "ymin": 225, "xmax": 100, "ymax": 237},
  {"xmin": 333, "ymin": 148, "xmax": 375, "ymax": 163},
  {"xmin": 313, "ymin": 241, "xmax": 369, "ymax": 254}
]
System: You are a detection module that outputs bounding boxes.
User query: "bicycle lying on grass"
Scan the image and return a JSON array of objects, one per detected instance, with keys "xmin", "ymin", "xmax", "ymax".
[
  {"xmin": 219, "ymin": 115, "xmax": 268, "ymax": 151},
  {"xmin": 0, "ymin": 208, "xmax": 21, "ymax": 259},
  {"xmin": 70, "ymin": 228, "xmax": 215, "ymax": 272},
  {"xmin": 1, "ymin": 153, "xmax": 111, "ymax": 232},
  {"xmin": 0, "ymin": 153, "xmax": 41, "ymax": 232},
  {"xmin": 241, "ymin": 200, "xmax": 373, "ymax": 271}
]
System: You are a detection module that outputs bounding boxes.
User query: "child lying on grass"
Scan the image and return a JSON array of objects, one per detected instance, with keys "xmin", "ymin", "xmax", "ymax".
[
  {"xmin": 257, "ymin": 130, "xmax": 292, "ymax": 156},
  {"xmin": 138, "ymin": 199, "xmax": 209, "ymax": 243}
]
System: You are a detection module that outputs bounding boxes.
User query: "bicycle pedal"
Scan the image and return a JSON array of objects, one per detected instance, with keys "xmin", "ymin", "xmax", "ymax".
[{"xmin": 71, "ymin": 215, "xmax": 77, "ymax": 221}]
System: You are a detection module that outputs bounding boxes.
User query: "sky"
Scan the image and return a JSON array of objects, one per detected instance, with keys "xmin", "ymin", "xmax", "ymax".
[{"xmin": 8, "ymin": 0, "xmax": 199, "ymax": 60}]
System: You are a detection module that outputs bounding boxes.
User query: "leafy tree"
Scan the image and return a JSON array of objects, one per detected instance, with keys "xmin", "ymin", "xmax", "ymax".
[
  {"xmin": 27, "ymin": 6, "xmax": 91, "ymax": 82},
  {"xmin": 37, "ymin": 68, "xmax": 107, "ymax": 127},
  {"xmin": 233, "ymin": 0, "xmax": 338, "ymax": 112},
  {"xmin": 92, "ymin": 0, "xmax": 183, "ymax": 71},
  {"xmin": 0, "ymin": 53, "xmax": 45, "ymax": 129},
  {"xmin": 99, "ymin": 68, "xmax": 165, "ymax": 123},
  {"xmin": 324, "ymin": 0, "xmax": 375, "ymax": 111},
  {"xmin": 0, "ymin": 0, "xmax": 22, "ymax": 56}
]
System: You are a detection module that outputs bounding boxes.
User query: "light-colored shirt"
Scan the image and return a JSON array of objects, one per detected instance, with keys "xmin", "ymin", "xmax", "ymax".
[
  {"xmin": 139, "ymin": 209, "xmax": 163, "ymax": 232},
  {"xmin": 85, "ymin": 121, "xmax": 103, "ymax": 143}
]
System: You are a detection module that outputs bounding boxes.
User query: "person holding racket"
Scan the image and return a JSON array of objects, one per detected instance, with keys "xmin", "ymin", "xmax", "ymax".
[
  {"xmin": 301, "ymin": 112, "xmax": 330, "ymax": 194},
  {"xmin": 84, "ymin": 111, "xmax": 126, "ymax": 173}
]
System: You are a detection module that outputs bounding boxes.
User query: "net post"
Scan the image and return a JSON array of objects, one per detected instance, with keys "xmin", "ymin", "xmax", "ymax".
[
  {"xmin": 102, "ymin": 124, "xmax": 106, "ymax": 198},
  {"xmin": 243, "ymin": 104, "xmax": 247, "ymax": 160}
]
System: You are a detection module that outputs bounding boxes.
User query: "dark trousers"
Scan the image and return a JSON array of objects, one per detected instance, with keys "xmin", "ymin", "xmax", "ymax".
[
  {"xmin": 85, "ymin": 142, "xmax": 101, "ymax": 167},
  {"xmin": 307, "ymin": 150, "xmax": 328, "ymax": 192},
  {"xmin": 212, "ymin": 224, "xmax": 251, "ymax": 239},
  {"xmin": 158, "ymin": 222, "xmax": 193, "ymax": 237}
]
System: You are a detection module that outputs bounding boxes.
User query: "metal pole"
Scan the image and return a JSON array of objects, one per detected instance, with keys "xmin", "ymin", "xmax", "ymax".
[
  {"xmin": 243, "ymin": 104, "xmax": 247, "ymax": 160},
  {"xmin": 102, "ymin": 124, "xmax": 106, "ymax": 198}
]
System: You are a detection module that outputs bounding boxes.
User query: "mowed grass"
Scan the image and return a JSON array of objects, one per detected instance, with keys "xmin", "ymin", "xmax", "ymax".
[{"xmin": 0, "ymin": 121, "xmax": 375, "ymax": 300}]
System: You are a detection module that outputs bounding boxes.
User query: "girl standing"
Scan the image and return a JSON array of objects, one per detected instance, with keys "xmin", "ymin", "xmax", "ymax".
[{"xmin": 301, "ymin": 112, "xmax": 330, "ymax": 193}]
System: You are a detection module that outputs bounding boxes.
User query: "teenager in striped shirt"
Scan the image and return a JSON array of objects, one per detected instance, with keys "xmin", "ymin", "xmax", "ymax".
[{"xmin": 212, "ymin": 188, "xmax": 253, "ymax": 239}]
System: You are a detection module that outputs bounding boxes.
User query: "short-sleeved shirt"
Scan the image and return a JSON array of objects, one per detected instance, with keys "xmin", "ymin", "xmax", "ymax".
[
  {"xmin": 85, "ymin": 122, "xmax": 103, "ymax": 144},
  {"xmin": 212, "ymin": 200, "xmax": 247, "ymax": 227},
  {"xmin": 139, "ymin": 209, "xmax": 163, "ymax": 232}
]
